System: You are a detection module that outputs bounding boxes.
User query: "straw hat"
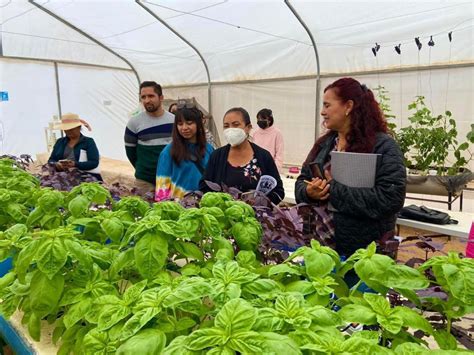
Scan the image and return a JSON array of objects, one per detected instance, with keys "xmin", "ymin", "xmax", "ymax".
[{"xmin": 53, "ymin": 113, "xmax": 91, "ymax": 131}]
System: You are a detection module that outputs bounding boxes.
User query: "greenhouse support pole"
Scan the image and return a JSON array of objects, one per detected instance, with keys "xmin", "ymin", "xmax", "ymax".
[
  {"xmin": 136, "ymin": 0, "xmax": 212, "ymax": 115},
  {"xmin": 28, "ymin": 0, "xmax": 141, "ymax": 88},
  {"xmin": 285, "ymin": 0, "xmax": 321, "ymax": 140},
  {"xmin": 54, "ymin": 62, "xmax": 63, "ymax": 122}
]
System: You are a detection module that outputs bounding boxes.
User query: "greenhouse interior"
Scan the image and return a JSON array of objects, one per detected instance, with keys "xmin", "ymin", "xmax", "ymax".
[{"xmin": 0, "ymin": 0, "xmax": 473, "ymax": 354}]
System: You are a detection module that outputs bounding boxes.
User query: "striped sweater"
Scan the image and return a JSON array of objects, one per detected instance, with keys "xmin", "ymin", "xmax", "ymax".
[{"xmin": 124, "ymin": 110, "xmax": 174, "ymax": 184}]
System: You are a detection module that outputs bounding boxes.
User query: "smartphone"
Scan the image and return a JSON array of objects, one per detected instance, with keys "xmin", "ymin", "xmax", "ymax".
[{"xmin": 309, "ymin": 162, "xmax": 324, "ymax": 179}]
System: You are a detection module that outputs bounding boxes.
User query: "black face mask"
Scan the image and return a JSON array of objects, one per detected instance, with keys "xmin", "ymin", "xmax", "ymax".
[{"xmin": 257, "ymin": 120, "xmax": 268, "ymax": 129}]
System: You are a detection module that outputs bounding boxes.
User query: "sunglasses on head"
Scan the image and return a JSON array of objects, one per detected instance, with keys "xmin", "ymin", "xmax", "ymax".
[{"xmin": 176, "ymin": 100, "xmax": 196, "ymax": 109}]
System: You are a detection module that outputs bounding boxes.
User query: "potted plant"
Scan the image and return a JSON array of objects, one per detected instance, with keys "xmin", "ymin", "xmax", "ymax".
[
  {"xmin": 396, "ymin": 96, "xmax": 473, "ymax": 197},
  {"xmin": 374, "ymin": 88, "xmax": 474, "ymax": 199}
]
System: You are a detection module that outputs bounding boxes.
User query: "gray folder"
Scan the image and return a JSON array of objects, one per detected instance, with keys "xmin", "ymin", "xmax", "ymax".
[{"xmin": 330, "ymin": 151, "xmax": 380, "ymax": 188}]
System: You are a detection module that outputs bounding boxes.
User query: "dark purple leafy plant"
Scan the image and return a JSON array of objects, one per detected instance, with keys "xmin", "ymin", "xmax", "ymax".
[
  {"xmin": 0, "ymin": 154, "xmax": 33, "ymax": 170},
  {"xmin": 179, "ymin": 191, "xmax": 203, "ymax": 209},
  {"xmin": 400, "ymin": 235, "xmax": 446, "ymax": 261},
  {"xmin": 107, "ymin": 182, "xmax": 137, "ymax": 201},
  {"xmin": 416, "ymin": 286, "xmax": 449, "ymax": 301},
  {"xmin": 37, "ymin": 163, "xmax": 100, "ymax": 191},
  {"xmin": 107, "ymin": 182, "xmax": 155, "ymax": 203},
  {"xmin": 405, "ymin": 257, "xmax": 426, "ymax": 268},
  {"xmin": 416, "ymin": 322, "xmax": 474, "ymax": 350},
  {"xmin": 451, "ymin": 325, "xmax": 474, "ymax": 350}
]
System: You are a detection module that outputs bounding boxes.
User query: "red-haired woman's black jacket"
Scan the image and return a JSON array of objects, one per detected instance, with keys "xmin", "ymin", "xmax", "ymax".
[{"xmin": 296, "ymin": 132, "xmax": 406, "ymax": 256}]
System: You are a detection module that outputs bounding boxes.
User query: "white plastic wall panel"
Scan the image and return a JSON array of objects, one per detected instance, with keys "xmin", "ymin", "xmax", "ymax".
[
  {"xmin": 57, "ymin": 64, "xmax": 138, "ymax": 160},
  {"xmin": 168, "ymin": 79, "xmax": 317, "ymax": 166},
  {"xmin": 165, "ymin": 65, "xmax": 473, "ymax": 170},
  {"xmin": 321, "ymin": 67, "xmax": 474, "ymax": 170},
  {"xmin": 0, "ymin": 59, "xmax": 58, "ymax": 156}
]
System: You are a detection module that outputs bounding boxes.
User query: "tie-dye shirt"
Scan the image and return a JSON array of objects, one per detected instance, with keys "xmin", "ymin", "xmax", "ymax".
[{"xmin": 155, "ymin": 142, "xmax": 214, "ymax": 201}]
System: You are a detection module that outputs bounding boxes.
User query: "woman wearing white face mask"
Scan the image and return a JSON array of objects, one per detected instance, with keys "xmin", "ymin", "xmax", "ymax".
[{"xmin": 199, "ymin": 107, "xmax": 284, "ymax": 204}]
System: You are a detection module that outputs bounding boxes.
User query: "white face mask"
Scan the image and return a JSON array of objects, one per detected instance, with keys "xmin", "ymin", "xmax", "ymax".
[{"xmin": 223, "ymin": 128, "xmax": 247, "ymax": 146}]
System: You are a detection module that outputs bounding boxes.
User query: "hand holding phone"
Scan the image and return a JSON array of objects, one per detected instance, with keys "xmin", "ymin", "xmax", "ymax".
[
  {"xmin": 309, "ymin": 162, "xmax": 323, "ymax": 179},
  {"xmin": 58, "ymin": 159, "xmax": 75, "ymax": 168},
  {"xmin": 306, "ymin": 162, "xmax": 331, "ymax": 200},
  {"xmin": 305, "ymin": 177, "xmax": 330, "ymax": 200}
]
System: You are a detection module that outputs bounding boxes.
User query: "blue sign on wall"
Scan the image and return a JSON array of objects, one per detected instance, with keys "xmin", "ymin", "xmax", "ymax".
[{"xmin": 0, "ymin": 92, "xmax": 8, "ymax": 102}]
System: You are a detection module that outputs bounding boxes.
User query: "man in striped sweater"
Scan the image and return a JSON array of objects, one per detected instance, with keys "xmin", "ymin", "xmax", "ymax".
[{"xmin": 124, "ymin": 81, "xmax": 174, "ymax": 193}]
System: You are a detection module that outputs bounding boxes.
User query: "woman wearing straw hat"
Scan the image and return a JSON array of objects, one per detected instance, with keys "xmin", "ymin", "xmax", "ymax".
[{"xmin": 48, "ymin": 113, "xmax": 101, "ymax": 179}]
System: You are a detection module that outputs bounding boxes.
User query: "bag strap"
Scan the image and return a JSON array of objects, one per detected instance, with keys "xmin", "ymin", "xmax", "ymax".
[{"xmin": 190, "ymin": 153, "xmax": 205, "ymax": 175}]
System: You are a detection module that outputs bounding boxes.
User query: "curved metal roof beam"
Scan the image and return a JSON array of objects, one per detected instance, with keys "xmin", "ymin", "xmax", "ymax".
[
  {"xmin": 136, "ymin": 0, "xmax": 212, "ymax": 114},
  {"xmin": 29, "ymin": 0, "xmax": 141, "ymax": 87},
  {"xmin": 285, "ymin": 0, "xmax": 321, "ymax": 140},
  {"xmin": 0, "ymin": 55, "xmax": 136, "ymax": 73}
]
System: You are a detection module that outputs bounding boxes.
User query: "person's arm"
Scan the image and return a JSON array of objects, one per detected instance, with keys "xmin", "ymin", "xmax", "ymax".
[
  {"xmin": 75, "ymin": 139, "xmax": 99, "ymax": 171},
  {"xmin": 124, "ymin": 124, "xmax": 138, "ymax": 167},
  {"xmin": 329, "ymin": 138, "xmax": 406, "ymax": 219},
  {"xmin": 274, "ymin": 130, "xmax": 284, "ymax": 171},
  {"xmin": 48, "ymin": 139, "xmax": 69, "ymax": 171},
  {"xmin": 48, "ymin": 139, "xmax": 63, "ymax": 164}
]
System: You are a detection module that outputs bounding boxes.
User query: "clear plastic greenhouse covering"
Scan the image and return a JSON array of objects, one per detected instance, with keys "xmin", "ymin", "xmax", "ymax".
[{"xmin": 0, "ymin": 0, "xmax": 473, "ymax": 167}]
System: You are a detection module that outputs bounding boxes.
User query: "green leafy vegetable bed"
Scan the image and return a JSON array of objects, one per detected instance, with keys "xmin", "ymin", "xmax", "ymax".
[{"xmin": 0, "ymin": 157, "xmax": 472, "ymax": 354}]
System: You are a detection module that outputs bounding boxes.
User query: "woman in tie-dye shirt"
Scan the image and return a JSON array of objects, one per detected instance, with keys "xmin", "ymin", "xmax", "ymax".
[{"xmin": 155, "ymin": 107, "xmax": 214, "ymax": 201}]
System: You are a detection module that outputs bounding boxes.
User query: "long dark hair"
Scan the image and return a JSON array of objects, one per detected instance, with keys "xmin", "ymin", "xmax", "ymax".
[
  {"xmin": 305, "ymin": 77, "xmax": 387, "ymax": 164},
  {"xmin": 170, "ymin": 107, "xmax": 206, "ymax": 165}
]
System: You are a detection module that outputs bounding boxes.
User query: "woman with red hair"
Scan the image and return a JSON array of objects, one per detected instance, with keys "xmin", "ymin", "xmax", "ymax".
[{"xmin": 295, "ymin": 77, "xmax": 406, "ymax": 258}]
